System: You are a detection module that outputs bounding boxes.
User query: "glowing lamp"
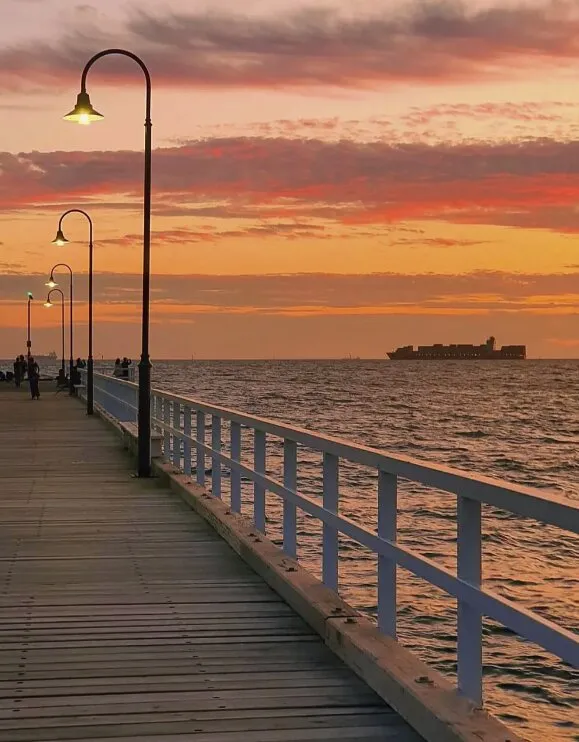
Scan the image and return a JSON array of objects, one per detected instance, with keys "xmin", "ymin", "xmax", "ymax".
[
  {"xmin": 52, "ymin": 229, "xmax": 69, "ymax": 246},
  {"xmin": 63, "ymin": 91, "xmax": 103, "ymax": 124}
]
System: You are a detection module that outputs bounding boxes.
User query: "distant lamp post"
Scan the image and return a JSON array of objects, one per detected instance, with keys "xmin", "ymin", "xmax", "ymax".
[
  {"xmin": 26, "ymin": 292, "xmax": 33, "ymax": 358},
  {"xmin": 65, "ymin": 48, "xmax": 153, "ymax": 477},
  {"xmin": 46, "ymin": 263, "xmax": 74, "ymax": 394},
  {"xmin": 52, "ymin": 210, "xmax": 94, "ymax": 414},
  {"xmin": 44, "ymin": 288, "xmax": 65, "ymax": 374}
]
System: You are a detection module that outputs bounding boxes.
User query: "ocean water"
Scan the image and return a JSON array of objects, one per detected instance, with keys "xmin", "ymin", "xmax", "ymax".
[{"xmin": 149, "ymin": 359, "xmax": 579, "ymax": 742}]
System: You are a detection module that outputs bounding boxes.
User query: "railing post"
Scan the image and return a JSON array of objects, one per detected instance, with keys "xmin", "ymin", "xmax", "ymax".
[
  {"xmin": 322, "ymin": 452, "xmax": 339, "ymax": 591},
  {"xmin": 151, "ymin": 395, "xmax": 157, "ymax": 433},
  {"xmin": 283, "ymin": 439, "xmax": 297, "ymax": 558},
  {"xmin": 196, "ymin": 411, "xmax": 205, "ymax": 486},
  {"xmin": 377, "ymin": 470, "xmax": 397, "ymax": 637},
  {"xmin": 211, "ymin": 415, "xmax": 222, "ymax": 498},
  {"xmin": 172, "ymin": 401, "xmax": 181, "ymax": 469},
  {"xmin": 163, "ymin": 398, "xmax": 171, "ymax": 462},
  {"xmin": 230, "ymin": 422, "xmax": 242, "ymax": 513},
  {"xmin": 183, "ymin": 405, "xmax": 192, "ymax": 476},
  {"xmin": 254, "ymin": 429, "xmax": 266, "ymax": 533},
  {"xmin": 457, "ymin": 495, "xmax": 483, "ymax": 706}
]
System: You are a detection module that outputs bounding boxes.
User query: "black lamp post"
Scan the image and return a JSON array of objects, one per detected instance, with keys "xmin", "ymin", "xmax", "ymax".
[
  {"xmin": 46, "ymin": 264, "xmax": 74, "ymax": 394},
  {"xmin": 26, "ymin": 292, "xmax": 33, "ymax": 358},
  {"xmin": 52, "ymin": 210, "xmax": 93, "ymax": 414},
  {"xmin": 64, "ymin": 49, "xmax": 152, "ymax": 477},
  {"xmin": 44, "ymin": 289, "xmax": 65, "ymax": 373}
]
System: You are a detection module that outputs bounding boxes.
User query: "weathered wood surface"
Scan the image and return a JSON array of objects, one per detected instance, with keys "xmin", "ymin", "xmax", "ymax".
[{"xmin": 0, "ymin": 385, "xmax": 422, "ymax": 741}]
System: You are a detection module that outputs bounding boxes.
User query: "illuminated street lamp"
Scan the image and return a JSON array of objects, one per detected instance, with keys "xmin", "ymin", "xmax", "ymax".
[
  {"xmin": 64, "ymin": 48, "xmax": 153, "ymax": 476},
  {"xmin": 46, "ymin": 263, "xmax": 74, "ymax": 394},
  {"xmin": 52, "ymin": 211, "xmax": 94, "ymax": 414},
  {"xmin": 44, "ymin": 288, "xmax": 65, "ymax": 374}
]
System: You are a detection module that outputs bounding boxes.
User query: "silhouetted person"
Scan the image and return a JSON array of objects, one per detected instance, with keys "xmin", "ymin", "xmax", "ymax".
[
  {"xmin": 72, "ymin": 361, "xmax": 82, "ymax": 388},
  {"xmin": 27, "ymin": 357, "xmax": 40, "ymax": 400},
  {"xmin": 121, "ymin": 357, "xmax": 132, "ymax": 380},
  {"xmin": 13, "ymin": 356, "xmax": 21, "ymax": 387},
  {"xmin": 113, "ymin": 358, "xmax": 122, "ymax": 377}
]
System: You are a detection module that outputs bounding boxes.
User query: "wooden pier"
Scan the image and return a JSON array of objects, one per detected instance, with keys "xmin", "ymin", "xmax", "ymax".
[{"xmin": 0, "ymin": 385, "xmax": 422, "ymax": 742}]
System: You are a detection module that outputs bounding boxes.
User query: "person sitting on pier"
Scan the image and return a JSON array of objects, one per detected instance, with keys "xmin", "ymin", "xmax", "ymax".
[
  {"xmin": 121, "ymin": 357, "xmax": 132, "ymax": 379},
  {"xmin": 71, "ymin": 362, "xmax": 82, "ymax": 389}
]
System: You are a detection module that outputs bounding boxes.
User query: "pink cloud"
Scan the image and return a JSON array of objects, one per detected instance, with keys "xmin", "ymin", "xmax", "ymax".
[{"xmin": 1, "ymin": 2, "xmax": 579, "ymax": 92}]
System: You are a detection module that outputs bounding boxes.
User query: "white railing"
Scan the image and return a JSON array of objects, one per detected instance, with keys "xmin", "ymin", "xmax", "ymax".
[{"xmin": 88, "ymin": 371, "xmax": 578, "ymax": 707}]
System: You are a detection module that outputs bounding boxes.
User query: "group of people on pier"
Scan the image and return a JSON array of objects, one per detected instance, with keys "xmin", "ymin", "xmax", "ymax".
[
  {"xmin": 0, "ymin": 355, "xmax": 89, "ymax": 399},
  {"xmin": 113, "ymin": 357, "xmax": 132, "ymax": 379},
  {"xmin": 10, "ymin": 355, "xmax": 41, "ymax": 399}
]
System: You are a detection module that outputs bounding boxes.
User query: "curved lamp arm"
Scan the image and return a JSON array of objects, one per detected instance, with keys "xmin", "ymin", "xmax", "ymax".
[
  {"xmin": 48, "ymin": 262, "xmax": 73, "ymax": 283},
  {"xmin": 56, "ymin": 209, "xmax": 93, "ymax": 245},
  {"xmin": 81, "ymin": 49, "xmax": 151, "ymax": 118},
  {"xmin": 45, "ymin": 287, "xmax": 65, "ymax": 305},
  {"xmin": 65, "ymin": 49, "xmax": 151, "ymax": 127}
]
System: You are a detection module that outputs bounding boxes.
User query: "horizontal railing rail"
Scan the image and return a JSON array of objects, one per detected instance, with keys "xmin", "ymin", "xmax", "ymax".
[{"xmin": 88, "ymin": 371, "xmax": 579, "ymax": 707}]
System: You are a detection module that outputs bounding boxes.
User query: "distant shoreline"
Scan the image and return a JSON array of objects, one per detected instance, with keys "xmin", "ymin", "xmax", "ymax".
[{"xmin": 1, "ymin": 357, "xmax": 578, "ymax": 363}]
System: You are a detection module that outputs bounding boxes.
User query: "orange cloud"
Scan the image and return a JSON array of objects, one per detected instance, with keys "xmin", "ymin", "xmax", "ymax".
[
  {"xmin": 2, "ymin": 271, "xmax": 578, "ymax": 320},
  {"xmin": 4, "ymin": 137, "xmax": 579, "ymax": 233},
  {"xmin": 1, "ymin": 2, "xmax": 579, "ymax": 92}
]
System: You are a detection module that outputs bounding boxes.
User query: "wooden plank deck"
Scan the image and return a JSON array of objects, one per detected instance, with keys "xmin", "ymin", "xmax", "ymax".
[{"xmin": 0, "ymin": 385, "xmax": 422, "ymax": 742}]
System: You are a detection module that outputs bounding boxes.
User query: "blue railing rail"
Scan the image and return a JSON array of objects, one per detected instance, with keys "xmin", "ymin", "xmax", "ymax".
[{"xmin": 86, "ymin": 371, "xmax": 579, "ymax": 707}]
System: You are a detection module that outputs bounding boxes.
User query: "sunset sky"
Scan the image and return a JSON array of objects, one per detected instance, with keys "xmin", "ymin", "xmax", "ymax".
[{"xmin": 1, "ymin": 0, "xmax": 579, "ymax": 358}]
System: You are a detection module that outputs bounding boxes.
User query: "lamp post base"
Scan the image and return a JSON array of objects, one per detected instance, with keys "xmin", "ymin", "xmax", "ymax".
[
  {"xmin": 69, "ymin": 360, "xmax": 75, "ymax": 396},
  {"xmin": 137, "ymin": 356, "xmax": 152, "ymax": 477},
  {"xmin": 86, "ymin": 357, "xmax": 94, "ymax": 415}
]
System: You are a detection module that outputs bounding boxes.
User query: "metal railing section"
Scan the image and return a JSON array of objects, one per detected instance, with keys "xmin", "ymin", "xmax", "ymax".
[
  {"xmin": 81, "ymin": 369, "xmax": 138, "ymax": 422},
  {"xmin": 89, "ymin": 372, "xmax": 579, "ymax": 706}
]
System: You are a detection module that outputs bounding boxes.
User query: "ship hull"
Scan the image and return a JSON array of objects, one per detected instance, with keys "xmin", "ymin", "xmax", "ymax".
[{"xmin": 387, "ymin": 354, "xmax": 526, "ymax": 360}]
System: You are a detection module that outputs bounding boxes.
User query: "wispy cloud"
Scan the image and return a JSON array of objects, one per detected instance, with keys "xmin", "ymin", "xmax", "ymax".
[
  {"xmin": 98, "ymin": 223, "xmax": 329, "ymax": 247},
  {"xmin": 2, "ymin": 270, "xmax": 578, "ymax": 315},
  {"xmin": 1, "ymin": 1, "xmax": 579, "ymax": 92}
]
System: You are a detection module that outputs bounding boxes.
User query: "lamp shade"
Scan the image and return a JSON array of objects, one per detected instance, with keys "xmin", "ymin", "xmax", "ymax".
[
  {"xmin": 52, "ymin": 229, "xmax": 69, "ymax": 246},
  {"xmin": 63, "ymin": 91, "xmax": 104, "ymax": 124},
  {"xmin": 44, "ymin": 301, "xmax": 53, "ymax": 308},
  {"xmin": 45, "ymin": 279, "xmax": 58, "ymax": 288}
]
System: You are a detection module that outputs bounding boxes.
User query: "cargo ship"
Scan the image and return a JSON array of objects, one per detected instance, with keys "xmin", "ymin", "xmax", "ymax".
[
  {"xmin": 387, "ymin": 336, "xmax": 526, "ymax": 361},
  {"xmin": 31, "ymin": 351, "xmax": 58, "ymax": 363}
]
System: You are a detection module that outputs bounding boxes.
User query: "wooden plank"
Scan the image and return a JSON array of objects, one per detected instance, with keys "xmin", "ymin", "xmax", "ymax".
[
  {"xmin": 0, "ymin": 713, "xmax": 417, "ymax": 742},
  {"xmin": 0, "ymin": 388, "xmax": 420, "ymax": 742}
]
